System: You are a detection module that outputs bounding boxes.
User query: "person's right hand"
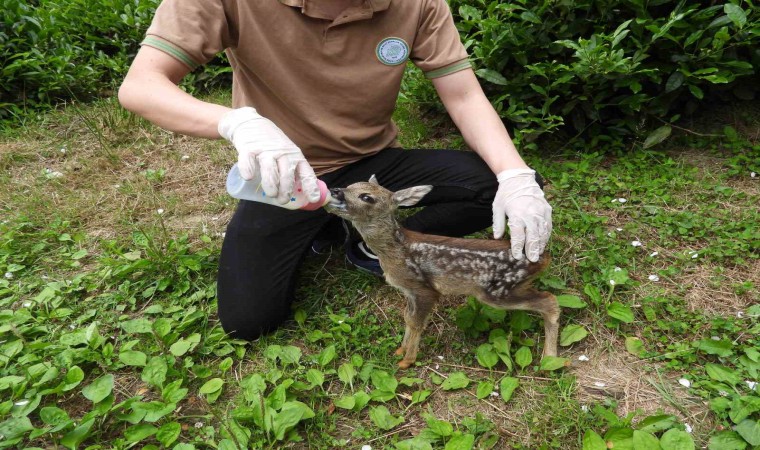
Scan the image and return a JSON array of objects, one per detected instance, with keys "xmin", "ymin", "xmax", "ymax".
[{"xmin": 218, "ymin": 107, "xmax": 320, "ymax": 205}]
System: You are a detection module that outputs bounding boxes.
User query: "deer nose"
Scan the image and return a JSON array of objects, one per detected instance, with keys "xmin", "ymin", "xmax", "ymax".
[{"xmin": 329, "ymin": 188, "xmax": 344, "ymax": 201}]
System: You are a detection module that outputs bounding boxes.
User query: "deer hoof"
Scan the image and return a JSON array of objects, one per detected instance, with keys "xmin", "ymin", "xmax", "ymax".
[{"xmin": 397, "ymin": 359, "xmax": 414, "ymax": 369}]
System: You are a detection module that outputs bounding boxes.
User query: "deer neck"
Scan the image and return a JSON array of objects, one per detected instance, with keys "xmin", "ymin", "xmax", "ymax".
[{"xmin": 352, "ymin": 216, "xmax": 406, "ymax": 259}]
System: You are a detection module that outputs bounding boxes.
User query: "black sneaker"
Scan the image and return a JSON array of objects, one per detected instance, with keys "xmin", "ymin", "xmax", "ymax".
[{"xmin": 345, "ymin": 239, "xmax": 383, "ymax": 276}]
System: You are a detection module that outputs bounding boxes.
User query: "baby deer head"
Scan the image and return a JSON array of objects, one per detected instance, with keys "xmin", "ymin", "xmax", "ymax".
[{"xmin": 326, "ymin": 175, "xmax": 432, "ymax": 226}]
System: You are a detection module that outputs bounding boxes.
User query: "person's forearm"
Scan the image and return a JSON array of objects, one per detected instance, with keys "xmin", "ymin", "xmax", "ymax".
[
  {"xmin": 433, "ymin": 70, "xmax": 529, "ymax": 174},
  {"xmin": 118, "ymin": 72, "xmax": 230, "ymax": 139}
]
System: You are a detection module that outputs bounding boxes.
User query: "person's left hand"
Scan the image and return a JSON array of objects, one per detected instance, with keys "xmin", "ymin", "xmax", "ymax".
[{"xmin": 492, "ymin": 168, "xmax": 552, "ymax": 262}]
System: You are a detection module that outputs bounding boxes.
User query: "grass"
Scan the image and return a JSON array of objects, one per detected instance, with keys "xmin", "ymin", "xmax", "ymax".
[{"xmin": 0, "ymin": 93, "xmax": 758, "ymax": 450}]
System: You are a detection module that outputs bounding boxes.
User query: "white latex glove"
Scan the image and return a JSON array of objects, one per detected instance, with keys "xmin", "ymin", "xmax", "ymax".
[
  {"xmin": 218, "ymin": 107, "xmax": 320, "ymax": 204},
  {"xmin": 492, "ymin": 168, "xmax": 552, "ymax": 262}
]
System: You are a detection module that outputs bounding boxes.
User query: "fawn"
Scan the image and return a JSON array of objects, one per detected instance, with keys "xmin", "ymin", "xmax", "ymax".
[{"xmin": 325, "ymin": 176, "xmax": 560, "ymax": 369}]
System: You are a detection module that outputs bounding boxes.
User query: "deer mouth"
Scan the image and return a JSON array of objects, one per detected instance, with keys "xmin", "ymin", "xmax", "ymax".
[{"xmin": 325, "ymin": 197, "xmax": 347, "ymax": 213}]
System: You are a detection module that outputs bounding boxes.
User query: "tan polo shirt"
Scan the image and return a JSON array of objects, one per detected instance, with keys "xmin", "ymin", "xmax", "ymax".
[{"xmin": 142, "ymin": 0, "xmax": 470, "ymax": 175}]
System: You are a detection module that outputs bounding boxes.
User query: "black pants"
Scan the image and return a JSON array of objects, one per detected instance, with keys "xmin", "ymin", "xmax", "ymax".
[{"xmin": 217, "ymin": 148, "xmax": 509, "ymax": 340}]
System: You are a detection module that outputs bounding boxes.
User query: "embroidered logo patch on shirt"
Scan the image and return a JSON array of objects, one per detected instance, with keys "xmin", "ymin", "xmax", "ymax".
[{"xmin": 376, "ymin": 37, "xmax": 409, "ymax": 66}]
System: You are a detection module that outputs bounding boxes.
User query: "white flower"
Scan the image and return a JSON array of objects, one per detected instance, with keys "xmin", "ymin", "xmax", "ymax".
[
  {"xmin": 593, "ymin": 382, "xmax": 606, "ymax": 387},
  {"xmin": 719, "ymin": 390, "xmax": 729, "ymax": 397},
  {"xmin": 181, "ymin": 155, "xmax": 190, "ymax": 161},
  {"xmin": 649, "ymin": 251, "xmax": 659, "ymax": 257},
  {"xmin": 616, "ymin": 228, "xmax": 623, "ymax": 232},
  {"xmin": 581, "ymin": 405, "xmax": 589, "ymax": 412},
  {"xmin": 631, "ymin": 241, "xmax": 642, "ymax": 247},
  {"xmin": 737, "ymin": 311, "xmax": 744, "ymax": 318},
  {"xmin": 746, "ymin": 380, "xmax": 757, "ymax": 390},
  {"xmin": 648, "ymin": 275, "xmax": 660, "ymax": 282},
  {"xmin": 618, "ymin": 198, "xmax": 627, "ymax": 203},
  {"xmin": 69, "ymin": 324, "xmax": 76, "ymax": 330},
  {"xmin": 14, "ymin": 400, "xmax": 29, "ymax": 406},
  {"xmin": 44, "ymin": 169, "xmax": 63, "ymax": 178},
  {"xmin": 614, "ymin": 267, "xmax": 622, "ymax": 272},
  {"xmin": 611, "ymin": 198, "xmax": 618, "ymax": 203},
  {"xmin": 691, "ymin": 253, "xmax": 698, "ymax": 259},
  {"xmin": 4, "ymin": 272, "xmax": 12, "ymax": 279},
  {"xmin": 711, "ymin": 336, "xmax": 720, "ymax": 341},
  {"xmin": 752, "ymin": 172, "xmax": 757, "ymax": 178},
  {"xmin": 435, "ymin": 364, "xmax": 439, "ymax": 370},
  {"xmin": 362, "ymin": 446, "xmax": 372, "ymax": 450},
  {"xmin": 194, "ymin": 422, "xmax": 204, "ymax": 429},
  {"xmin": 157, "ymin": 209, "xmax": 164, "ymax": 215},
  {"xmin": 490, "ymin": 391, "xmax": 499, "ymax": 398},
  {"xmin": 60, "ymin": 147, "xmax": 67, "ymax": 154},
  {"xmin": 578, "ymin": 355, "xmax": 589, "ymax": 362},
  {"xmin": 685, "ymin": 423, "xmax": 692, "ymax": 433},
  {"xmin": 436, "ymin": 355, "xmax": 444, "ymax": 360},
  {"xmin": 678, "ymin": 378, "xmax": 691, "ymax": 388},
  {"xmin": 609, "ymin": 280, "xmax": 616, "ymax": 286},
  {"xmin": 211, "ymin": 216, "xmax": 219, "ymax": 221},
  {"xmin": 23, "ymin": 302, "xmax": 32, "ymax": 307}
]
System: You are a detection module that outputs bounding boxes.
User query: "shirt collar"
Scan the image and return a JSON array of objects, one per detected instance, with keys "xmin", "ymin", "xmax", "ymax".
[{"xmin": 276, "ymin": 0, "xmax": 391, "ymax": 14}]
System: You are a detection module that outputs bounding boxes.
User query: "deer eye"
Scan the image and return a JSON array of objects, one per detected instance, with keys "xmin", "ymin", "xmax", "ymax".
[{"xmin": 358, "ymin": 193, "xmax": 375, "ymax": 204}]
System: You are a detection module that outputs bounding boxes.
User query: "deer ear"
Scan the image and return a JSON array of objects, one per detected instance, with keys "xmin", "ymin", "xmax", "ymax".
[
  {"xmin": 392, "ymin": 185, "xmax": 433, "ymax": 207},
  {"xmin": 368, "ymin": 175, "xmax": 379, "ymax": 185}
]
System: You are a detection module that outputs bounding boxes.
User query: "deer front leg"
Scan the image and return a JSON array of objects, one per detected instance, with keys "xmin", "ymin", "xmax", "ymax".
[{"xmin": 397, "ymin": 290, "xmax": 438, "ymax": 369}]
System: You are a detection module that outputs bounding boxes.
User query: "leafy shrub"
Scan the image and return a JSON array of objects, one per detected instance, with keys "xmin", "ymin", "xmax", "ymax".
[
  {"xmin": 0, "ymin": 0, "xmax": 229, "ymax": 122},
  {"xmin": 445, "ymin": 0, "xmax": 758, "ymax": 147}
]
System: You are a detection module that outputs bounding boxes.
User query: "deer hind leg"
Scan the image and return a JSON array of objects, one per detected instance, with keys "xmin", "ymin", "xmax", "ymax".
[
  {"xmin": 485, "ymin": 286, "xmax": 559, "ymax": 358},
  {"xmin": 396, "ymin": 290, "xmax": 438, "ymax": 369}
]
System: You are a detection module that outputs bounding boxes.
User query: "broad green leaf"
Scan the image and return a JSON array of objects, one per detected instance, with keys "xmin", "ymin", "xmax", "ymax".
[
  {"xmin": 475, "ymin": 68, "xmax": 507, "ymax": 86},
  {"xmin": 444, "ymin": 433, "xmax": 475, "ymax": 450},
  {"xmin": 339, "ymin": 363, "xmax": 357, "ymax": 387},
  {"xmin": 499, "ymin": 377, "xmax": 519, "ymax": 403},
  {"xmin": 272, "ymin": 401, "xmax": 315, "ymax": 440},
  {"xmin": 705, "ymin": 364, "xmax": 740, "ymax": 385},
  {"xmin": 411, "ymin": 390, "xmax": 431, "ymax": 405},
  {"xmin": 476, "ymin": 344, "xmax": 499, "ymax": 368},
  {"xmin": 605, "ymin": 428, "xmax": 633, "ymax": 449},
  {"xmin": 539, "ymin": 356, "xmax": 569, "ymax": 371},
  {"xmin": 334, "ymin": 396, "xmax": 355, "ymax": 410},
  {"xmin": 369, "ymin": 405, "xmax": 404, "ymax": 430},
  {"xmin": 119, "ymin": 350, "xmax": 147, "ymax": 366},
  {"xmin": 396, "ymin": 437, "xmax": 434, "ymax": 450},
  {"xmin": 162, "ymin": 380, "xmax": 188, "ymax": 404},
  {"xmin": 120, "ymin": 318, "xmax": 153, "ymax": 334},
  {"xmin": 306, "ymin": 368, "xmax": 325, "ymax": 388},
  {"xmin": 582, "ymin": 430, "xmax": 607, "ymax": 450},
  {"xmin": 371, "ymin": 370, "xmax": 398, "ymax": 393},
  {"xmin": 61, "ymin": 418, "xmax": 94, "ymax": 449},
  {"xmin": 425, "ymin": 416, "xmax": 453, "ymax": 437},
  {"xmin": 688, "ymin": 84, "xmax": 704, "ymax": 100},
  {"xmin": 63, "ymin": 366, "xmax": 85, "ymax": 391},
  {"xmin": 156, "ymin": 422, "xmax": 181, "ymax": 447},
  {"xmin": 556, "ymin": 295, "xmax": 587, "ymax": 309},
  {"xmin": 707, "ymin": 430, "xmax": 749, "ymax": 449},
  {"xmin": 607, "ymin": 302, "xmax": 634, "ymax": 323},
  {"xmin": 39, "ymin": 407, "xmax": 69, "ymax": 427},
  {"xmin": 724, "ymin": 4, "xmax": 747, "ymax": 27},
  {"xmin": 318, "ymin": 345, "xmax": 337, "ymax": 366},
  {"xmin": 695, "ymin": 339, "xmax": 733, "ymax": 357},
  {"xmin": 0, "ymin": 417, "xmax": 34, "ymax": 440},
  {"xmin": 353, "ymin": 391, "xmax": 371, "ymax": 410},
  {"xmin": 560, "ymin": 324, "xmax": 588, "ymax": 346},
  {"xmin": 735, "ymin": 419, "xmax": 760, "ymax": 446},
  {"xmin": 199, "ymin": 378, "xmax": 224, "ymax": 395},
  {"xmin": 124, "ymin": 423, "xmax": 157, "ymax": 443},
  {"xmin": 643, "ymin": 125, "xmax": 672, "ymax": 149},
  {"xmin": 625, "ymin": 337, "xmax": 644, "ymax": 356},
  {"xmin": 660, "ymin": 429, "xmax": 695, "ymax": 450},
  {"xmin": 638, "ymin": 415, "xmax": 677, "ymax": 433},
  {"xmin": 633, "ymin": 430, "xmax": 661, "ymax": 449},
  {"xmin": 514, "ymin": 347, "xmax": 533, "ymax": 369},
  {"xmin": 169, "ymin": 334, "xmax": 200, "ymax": 356},
  {"xmin": 279, "ymin": 345, "xmax": 302, "ymax": 365},
  {"xmin": 133, "ymin": 401, "xmax": 176, "ymax": 422},
  {"xmin": 82, "ymin": 374, "xmax": 114, "ymax": 403},
  {"xmin": 476, "ymin": 381, "xmax": 494, "ymax": 399},
  {"xmin": 441, "ymin": 372, "xmax": 470, "ymax": 391},
  {"xmin": 666, "ymin": 72, "xmax": 684, "ymax": 93}
]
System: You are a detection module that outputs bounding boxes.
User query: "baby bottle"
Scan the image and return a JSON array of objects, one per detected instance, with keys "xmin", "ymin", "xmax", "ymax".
[{"xmin": 226, "ymin": 163, "xmax": 330, "ymax": 211}]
